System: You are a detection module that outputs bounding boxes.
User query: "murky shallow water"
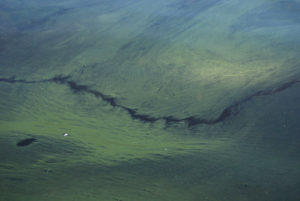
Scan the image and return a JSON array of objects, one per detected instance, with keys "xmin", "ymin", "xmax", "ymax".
[{"xmin": 0, "ymin": 0, "xmax": 300, "ymax": 200}]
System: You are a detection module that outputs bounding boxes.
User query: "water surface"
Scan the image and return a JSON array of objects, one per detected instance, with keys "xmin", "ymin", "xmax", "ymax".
[{"xmin": 0, "ymin": 0, "xmax": 300, "ymax": 200}]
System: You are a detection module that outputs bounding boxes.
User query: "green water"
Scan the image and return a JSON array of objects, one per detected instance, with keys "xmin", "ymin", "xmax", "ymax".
[{"xmin": 0, "ymin": 0, "xmax": 300, "ymax": 200}]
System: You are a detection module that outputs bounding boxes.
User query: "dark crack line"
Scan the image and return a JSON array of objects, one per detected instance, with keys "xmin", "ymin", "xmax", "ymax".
[{"xmin": 1, "ymin": 75, "xmax": 299, "ymax": 128}]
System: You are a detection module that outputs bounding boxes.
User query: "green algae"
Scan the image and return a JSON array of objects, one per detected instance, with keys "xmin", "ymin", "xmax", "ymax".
[{"xmin": 0, "ymin": 0, "xmax": 300, "ymax": 200}]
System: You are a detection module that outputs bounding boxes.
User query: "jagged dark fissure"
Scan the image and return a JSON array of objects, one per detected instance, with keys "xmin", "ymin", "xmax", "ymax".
[{"xmin": 1, "ymin": 75, "xmax": 299, "ymax": 128}]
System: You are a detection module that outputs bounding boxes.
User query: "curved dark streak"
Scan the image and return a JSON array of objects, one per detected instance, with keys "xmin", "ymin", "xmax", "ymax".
[
  {"xmin": 0, "ymin": 76, "xmax": 299, "ymax": 128},
  {"xmin": 0, "ymin": 76, "xmax": 37, "ymax": 84},
  {"xmin": 120, "ymin": 106, "xmax": 159, "ymax": 123}
]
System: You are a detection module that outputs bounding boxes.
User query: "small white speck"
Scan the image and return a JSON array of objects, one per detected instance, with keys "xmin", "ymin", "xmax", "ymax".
[
  {"xmin": 164, "ymin": 148, "xmax": 168, "ymax": 151},
  {"xmin": 63, "ymin": 133, "xmax": 69, "ymax": 137}
]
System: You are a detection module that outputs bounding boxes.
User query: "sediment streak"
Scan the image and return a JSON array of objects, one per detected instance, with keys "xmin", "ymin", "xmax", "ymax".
[{"xmin": 1, "ymin": 75, "xmax": 299, "ymax": 127}]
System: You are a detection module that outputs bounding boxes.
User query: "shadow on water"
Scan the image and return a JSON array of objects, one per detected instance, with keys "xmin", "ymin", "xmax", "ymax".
[{"xmin": 16, "ymin": 138, "xmax": 37, "ymax": 147}]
